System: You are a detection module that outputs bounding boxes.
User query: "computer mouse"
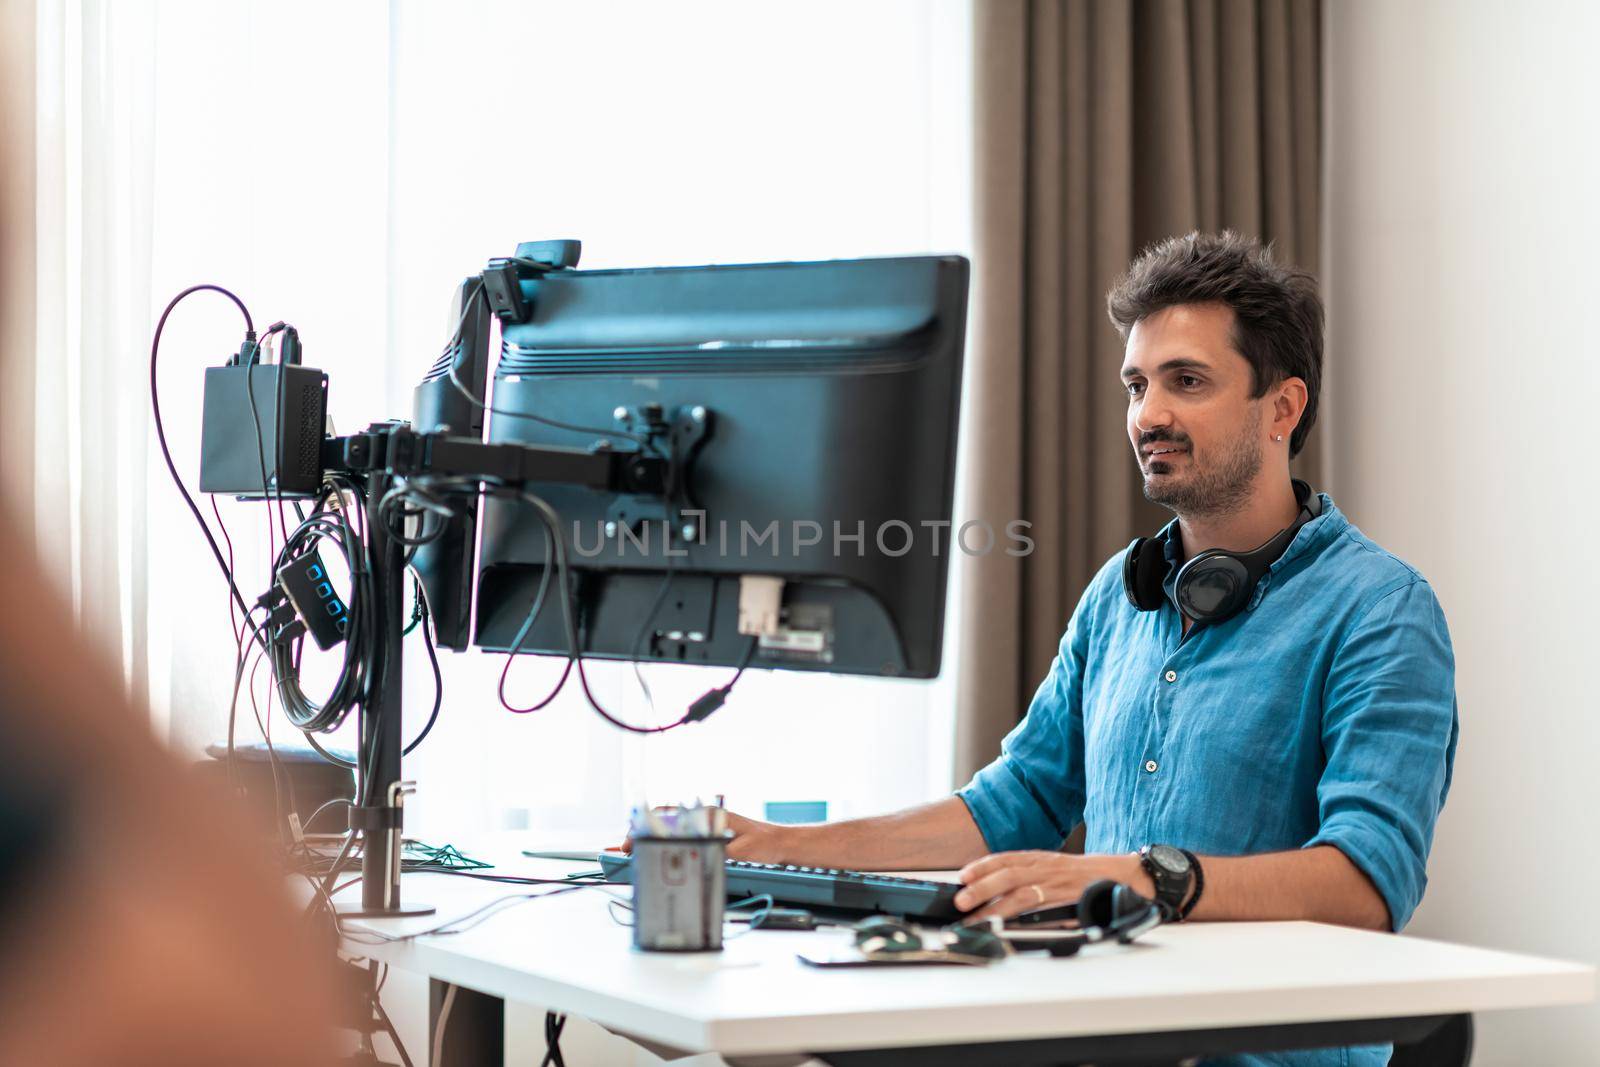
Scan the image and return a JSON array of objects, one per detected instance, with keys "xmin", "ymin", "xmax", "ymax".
[{"xmin": 853, "ymin": 917, "xmax": 921, "ymax": 955}]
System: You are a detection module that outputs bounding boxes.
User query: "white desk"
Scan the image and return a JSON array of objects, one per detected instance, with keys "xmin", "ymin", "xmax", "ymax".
[{"xmin": 337, "ymin": 856, "xmax": 1594, "ymax": 1066}]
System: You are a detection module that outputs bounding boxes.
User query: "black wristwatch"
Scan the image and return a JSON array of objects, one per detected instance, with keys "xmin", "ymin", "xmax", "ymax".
[{"xmin": 1138, "ymin": 844, "xmax": 1198, "ymax": 919}]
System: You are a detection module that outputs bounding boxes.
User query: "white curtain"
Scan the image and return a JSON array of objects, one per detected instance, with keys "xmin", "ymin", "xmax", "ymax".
[
  {"xmin": 30, "ymin": 0, "xmax": 159, "ymax": 708},
  {"xmin": 27, "ymin": 0, "xmax": 397, "ymax": 740},
  {"xmin": 20, "ymin": 0, "xmax": 973, "ymax": 843}
]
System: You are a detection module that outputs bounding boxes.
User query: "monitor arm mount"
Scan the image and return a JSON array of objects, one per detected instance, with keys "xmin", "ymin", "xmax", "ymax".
[{"xmin": 319, "ymin": 413, "xmax": 710, "ymax": 918}]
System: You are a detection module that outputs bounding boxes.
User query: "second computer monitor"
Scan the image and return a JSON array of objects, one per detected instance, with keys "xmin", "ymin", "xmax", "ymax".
[{"xmin": 471, "ymin": 252, "xmax": 969, "ymax": 679}]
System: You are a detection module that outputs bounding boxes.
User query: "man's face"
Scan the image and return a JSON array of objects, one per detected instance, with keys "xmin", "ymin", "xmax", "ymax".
[{"xmin": 1120, "ymin": 303, "xmax": 1267, "ymax": 518}]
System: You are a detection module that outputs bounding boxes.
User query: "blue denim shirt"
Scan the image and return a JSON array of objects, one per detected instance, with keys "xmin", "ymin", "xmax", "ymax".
[{"xmin": 957, "ymin": 495, "xmax": 1458, "ymax": 1067}]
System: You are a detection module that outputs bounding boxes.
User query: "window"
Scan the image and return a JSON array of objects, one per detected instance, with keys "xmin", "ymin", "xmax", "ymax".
[{"xmin": 86, "ymin": 0, "xmax": 972, "ymax": 841}]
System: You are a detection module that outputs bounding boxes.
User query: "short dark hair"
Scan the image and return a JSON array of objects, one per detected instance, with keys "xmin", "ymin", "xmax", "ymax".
[{"xmin": 1106, "ymin": 231, "xmax": 1324, "ymax": 458}]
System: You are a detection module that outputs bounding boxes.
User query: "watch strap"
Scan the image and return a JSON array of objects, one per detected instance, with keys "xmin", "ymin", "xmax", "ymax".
[{"xmin": 1177, "ymin": 847, "xmax": 1204, "ymax": 921}]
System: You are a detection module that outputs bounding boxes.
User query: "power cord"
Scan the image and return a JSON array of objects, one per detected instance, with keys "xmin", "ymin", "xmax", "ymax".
[
  {"xmin": 490, "ymin": 486, "xmax": 758, "ymax": 730},
  {"xmin": 497, "ymin": 508, "xmax": 567, "ymax": 714}
]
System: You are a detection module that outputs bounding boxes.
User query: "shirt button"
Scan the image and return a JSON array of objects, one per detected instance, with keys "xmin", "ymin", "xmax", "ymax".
[
  {"xmin": 1164, "ymin": 670, "xmax": 1177, "ymax": 683},
  {"xmin": 1144, "ymin": 759, "xmax": 1159, "ymax": 773}
]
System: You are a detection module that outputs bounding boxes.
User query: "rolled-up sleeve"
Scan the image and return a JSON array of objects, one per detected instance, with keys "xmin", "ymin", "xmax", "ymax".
[
  {"xmin": 956, "ymin": 599, "xmax": 1091, "ymax": 853},
  {"xmin": 1305, "ymin": 578, "xmax": 1458, "ymax": 931}
]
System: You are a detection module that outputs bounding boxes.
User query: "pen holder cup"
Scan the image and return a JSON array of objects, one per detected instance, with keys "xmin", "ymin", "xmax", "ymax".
[{"xmin": 630, "ymin": 834, "xmax": 731, "ymax": 952}]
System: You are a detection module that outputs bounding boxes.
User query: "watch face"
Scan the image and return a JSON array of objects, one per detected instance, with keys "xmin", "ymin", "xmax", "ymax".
[{"xmin": 1148, "ymin": 844, "xmax": 1189, "ymax": 875}]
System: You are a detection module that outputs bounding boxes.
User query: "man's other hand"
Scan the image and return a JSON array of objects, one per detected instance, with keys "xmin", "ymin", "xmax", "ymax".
[
  {"xmin": 954, "ymin": 850, "xmax": 1156, "ymax": 923},
  {"xmin": 615, "ymin": 810, "xmax": 794, "ymax": 863}
]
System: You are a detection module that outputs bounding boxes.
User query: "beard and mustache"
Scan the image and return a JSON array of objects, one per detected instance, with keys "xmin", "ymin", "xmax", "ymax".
[{"xmin": 1137, "ymin": 421, "xmax": 1264, "ymax": 519}]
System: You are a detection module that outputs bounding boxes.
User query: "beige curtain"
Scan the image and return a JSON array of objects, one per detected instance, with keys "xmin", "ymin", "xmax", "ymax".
[
  {"xmin": 954, "ymin": 0, "xmax": 1322, "ymax": 784},
  {"xmin": 0, "ymin": 0, "xmax": 36, "ymax": 534}
]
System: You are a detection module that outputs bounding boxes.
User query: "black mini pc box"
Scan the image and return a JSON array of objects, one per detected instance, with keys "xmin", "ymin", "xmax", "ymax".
[{"xmin": 198, "ymin": 363, "xmax": 328, "ymax": 497}]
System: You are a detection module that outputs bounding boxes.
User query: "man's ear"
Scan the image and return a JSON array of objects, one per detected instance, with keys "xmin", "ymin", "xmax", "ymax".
[{"xmin": 1272, "ymin": 376, "xmax": 1308, "ymax": 438}]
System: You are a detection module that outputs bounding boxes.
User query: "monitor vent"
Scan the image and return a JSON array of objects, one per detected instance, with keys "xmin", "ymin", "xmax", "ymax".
[
  {"xmin": 494, "ymin": 338, "xmax": 927, "ymax": 379},
  {"xmin": 422, "ymin": 343, "xmax": 461, "ymax": 384}
]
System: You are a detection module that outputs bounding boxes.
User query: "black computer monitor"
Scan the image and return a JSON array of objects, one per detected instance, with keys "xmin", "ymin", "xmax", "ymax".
[
  {"xmin": 423, "ymin": 251, "xmax": 969, "ymax": 679},
  {"xmin": 411, "ymin": 277, "xmax": 493, "ymax": 651}
]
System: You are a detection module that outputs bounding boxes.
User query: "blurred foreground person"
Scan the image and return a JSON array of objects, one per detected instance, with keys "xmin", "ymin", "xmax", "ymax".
[{"xmin": 0, "ymin": 511, "xmax": 341, "ymax": 1065}]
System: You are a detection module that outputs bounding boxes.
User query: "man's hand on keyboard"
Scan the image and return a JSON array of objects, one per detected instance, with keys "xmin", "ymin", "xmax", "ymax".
[
  {"xmin": 616, "ymin": 809, "xmax": 793, "ymax": 863},
  {"xmin": 721, "ymin": 810, "xmax": 795, "ymax": 862},
  {"xmin": 953, "ymin": 850, "xmax": 1157, "ymax": 923}
]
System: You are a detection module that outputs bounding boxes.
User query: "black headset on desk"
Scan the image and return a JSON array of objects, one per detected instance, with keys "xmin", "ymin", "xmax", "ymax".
[
  {"xmin": 1122, "ymin": 479, "xmax": 1322, "ymax": 624},
  {"xmin": 987, "ymin": 879, "xmax": 1168, "ymax": 958},
  {"xmin": 1073, "ymin": 879, "xmax": 1167, "ymax": 944}
]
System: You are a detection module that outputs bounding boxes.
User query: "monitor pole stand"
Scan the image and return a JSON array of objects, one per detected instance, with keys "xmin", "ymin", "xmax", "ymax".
[
  {"xmin": 316, "ymin": 420, "xmax": 694, "ymax": 917},
  {"xmin": 336, "ymin": 469, "xmax": 435, "ymax": 918}
]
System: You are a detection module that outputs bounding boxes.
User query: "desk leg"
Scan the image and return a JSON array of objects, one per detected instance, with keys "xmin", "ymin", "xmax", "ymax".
[{"xmin": 429, "ymin": 978, "xmax": 503, "ymax": 1067}]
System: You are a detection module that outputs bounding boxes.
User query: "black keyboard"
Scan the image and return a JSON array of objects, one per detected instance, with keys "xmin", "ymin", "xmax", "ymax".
[{"xmin": 598, "ymin": 852, "xmax": 963, "ymax": 922}]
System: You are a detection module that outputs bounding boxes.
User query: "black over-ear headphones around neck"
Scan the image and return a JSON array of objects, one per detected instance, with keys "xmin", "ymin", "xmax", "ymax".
[{"xmin": 1121, "ymin": 479, "xmax": 1322, "ymax": 625}]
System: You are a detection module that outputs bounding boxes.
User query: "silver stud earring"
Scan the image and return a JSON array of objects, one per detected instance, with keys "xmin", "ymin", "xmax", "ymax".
[{"xmin": 1274, "ymin": 434, "xmax": 1284, "ymax": 442}]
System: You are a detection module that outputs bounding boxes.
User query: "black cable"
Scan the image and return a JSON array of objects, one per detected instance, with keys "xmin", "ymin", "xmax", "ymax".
[
  {"xmin": 150, "ymin": 284, "xmax": 258, "ymax": 622},
  {"xmin": 338, "ymin": 884, "xmax": 605, "ymax": 944},
  {"xmin": 153, "ymin": 298, "xmax": 367, "ymax": 785},
  {"xmin": 498, "ymin": 515, "xmax": 568, "ymax": 714},
  {"xmin": 266, "ymin": 478, "xmax": 376, "ymax": 733},
  {"xmin": 378, "ymin": 477, "xmax": 463, "ymax": 550},
  {"xmin": 263, "ymin": 325, "xmax": 294, "ymax": 546},
  {"xmin": 318, "ymin": 827, "xmax": 359, "ymax": 901},
  {"xmin": 242, "ymin": 323, "xmax": 290, "ymax": 559},
  {"xmin": 726, "ymin": 634, "xmax": 759, "ymax": 687},
  {"xmin": 493, "ymin": 486, "xmax": 752, "ymax": 732},
  {"xmin": 681, "ymin": 636, "xmax": 760, "ymax": 725},
  {"xmin": 211, "ymin": 495, "xmax": 242, "ymax": 643},
  {"xmin": 402, "ymin": 577, "xmax": 443, "ymax": 756},
  {"xmin": 226, "ymin": 615, "xmax": 270, "ymax": 790},
  {"xmin": 629, "ymin": 566, "xmax": 677, "ymax": 718},
  {"xmin": 243, "ymin": 634, "xmax": 295, "ymax": 840},
  {"xmin": 514, "ymin": 488, "xmax": 689, "ymax": 734},
  {"xmin": 302, "ymin": 729, "xmax": 356, "ymax": 769},
  {"xmin": 416, "ymin": 869, "xmax": 602, "ymax": 887},
  {"xmin": 302, "ymin": 797, "xmax": 351, "ymax": 834},
  {"xmin": 443, "ymin": 279, "xmax": 649, "ymax": 445},
  {"xmin": 401, "ymin": 578, "xmax": 426, "ymax": 636},
  {"xmin": 371, "ymin": 992, "xmax": 415, "ymax": 1067}
]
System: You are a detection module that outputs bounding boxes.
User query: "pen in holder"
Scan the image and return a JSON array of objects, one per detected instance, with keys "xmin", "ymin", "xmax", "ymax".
[{"xmin": 629, "ymin": 802, "xmax": 731, "ymax": 952}]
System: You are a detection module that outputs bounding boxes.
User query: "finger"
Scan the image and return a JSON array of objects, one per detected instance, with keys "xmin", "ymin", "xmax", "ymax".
[
  {"xmin": 725, "ymin": 835, "xmax": 761, "ymax": 861},
  {"xmin": 958, "ymin": 849, "xmax": 1051, "ymax": 884},
  {"xmin": 963, "ymin": 883, "xmax": 1070, "ymax": 925},
  {"xmin": 954, "ymin": 863, "xmax": 1034, "ymax": 912}
]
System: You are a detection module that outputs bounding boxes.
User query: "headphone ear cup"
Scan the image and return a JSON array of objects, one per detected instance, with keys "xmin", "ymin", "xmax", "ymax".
[
  {"xmin": 1077, "ymin": 881, "xmax": 1166, "ymax": 946},
  {"xmin": 1122, "ymin": 538, "xmax": 1167, "ymax": 611},
  {"xmin": 1076, "ymin": 879, "xmax": 1122, "ymax": 934},
  {"xmin": 1175, "ymin": 552, "xmax": 1253, "ymax": 622}
]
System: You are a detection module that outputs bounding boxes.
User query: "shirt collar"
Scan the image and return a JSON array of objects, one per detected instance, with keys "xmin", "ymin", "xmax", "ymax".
[{"xmin": 1158, "ymin": 493, "xmax": 1346, "ymax": 611}]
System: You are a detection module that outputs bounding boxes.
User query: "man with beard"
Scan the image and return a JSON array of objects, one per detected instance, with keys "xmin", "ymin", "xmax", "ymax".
[{"xmin": 641, "ymin": 233, "xmax": 1458, "ymax": 1067}]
